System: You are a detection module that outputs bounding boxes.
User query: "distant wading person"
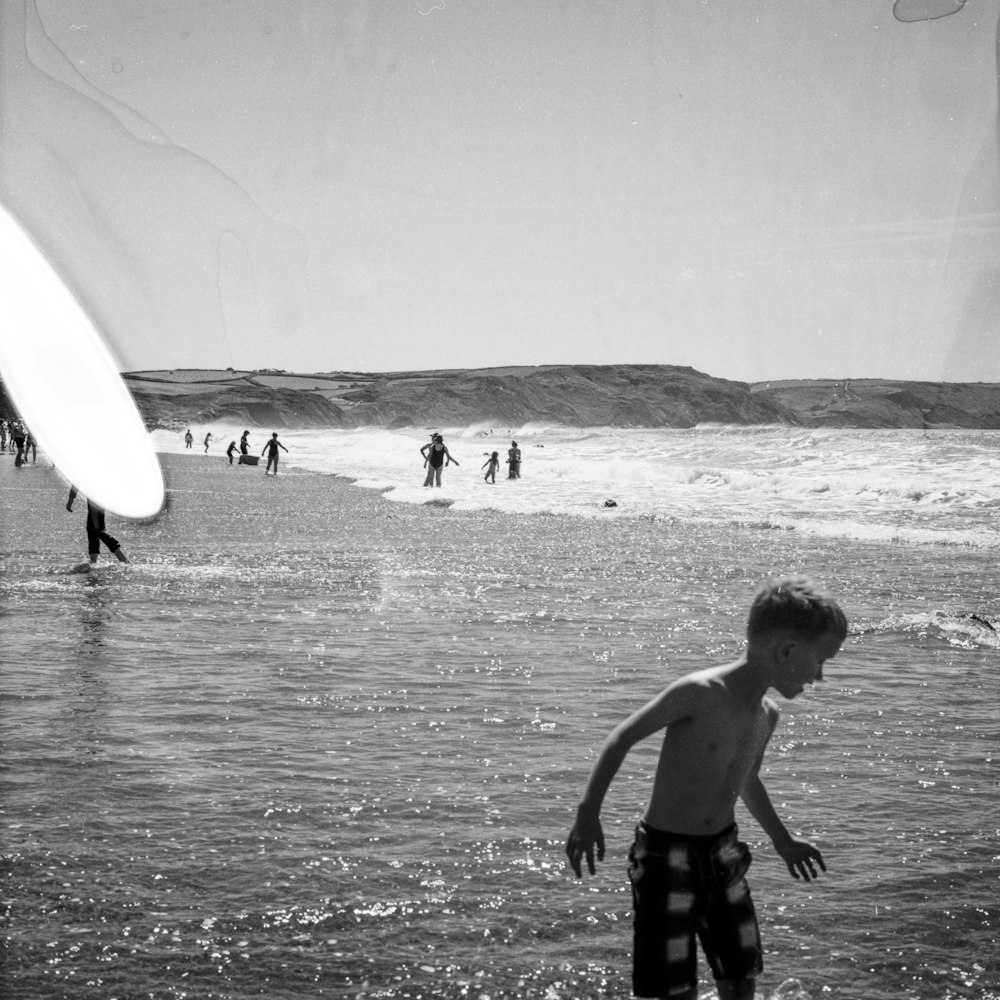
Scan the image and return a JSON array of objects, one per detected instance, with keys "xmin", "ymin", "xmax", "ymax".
[
  {"xmin": 262, "ymin": 432, "xmax": 288, "ymax": 475},
  {"xmin": 203, "ymin": 432, "xmax": 213, "ymax": 453},
  {"xmin": 506, "ymin": 440, "xmax": 521, "ymax": 479},
  {"xmin": 240, "ymin": 430, "xmax": 250, "ymax": 455},
  {"xmin": 566, "ymin": 577, "xmax": 846, "ymax": 1000},
  {"xmin": 66, "ymin": 486, "xmax": 129, "ymax": 567},
  {"xmin": 184, "ymin": 429, "xmax": 193, "ymax": 449},
  {"xmin": 421, "ymin": 433, "xmax": 458, "ymax": 487},
  {"xmin": 482, "ymin": 451, "xmax": 500, "ymax": 483}
]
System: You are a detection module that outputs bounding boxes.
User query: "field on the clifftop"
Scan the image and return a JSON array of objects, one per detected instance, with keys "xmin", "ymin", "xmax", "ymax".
[{"xmin": 116, "ymin": 365, "xmax": 1000, "ymax": 431}]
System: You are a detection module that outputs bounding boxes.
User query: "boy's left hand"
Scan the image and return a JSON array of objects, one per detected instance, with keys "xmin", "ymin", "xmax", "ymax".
[
  {"xmin": 565, "ymin": 815, "xmax": 605, "ymax": 878},
  {"xmin": 776, "ymin": 839, "xmax": 826, "ymax": 882}
]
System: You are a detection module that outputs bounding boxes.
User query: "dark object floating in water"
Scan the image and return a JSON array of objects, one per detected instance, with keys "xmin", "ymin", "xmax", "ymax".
[
  {"xmin": 967, "ymin": 613, "xmax": 996, "ymax": 632},
  {"xmin": 604, "ymin": 499, "xmax": 617, "ymax": 507}
]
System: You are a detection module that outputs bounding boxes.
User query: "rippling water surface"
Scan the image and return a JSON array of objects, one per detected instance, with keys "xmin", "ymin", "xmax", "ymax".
[{"xmin": 2, "ymin": 435, "xmax": 998, "ymax": 999}]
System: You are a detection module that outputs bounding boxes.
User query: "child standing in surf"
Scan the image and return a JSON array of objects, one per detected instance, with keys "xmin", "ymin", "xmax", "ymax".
[
  {"xmin": 482, "ymin": 451, "xmax": 501, "ymax": 483},
  {"xmin": 566, "ymin": 577, "xmax": 846, "ymax": 999}
]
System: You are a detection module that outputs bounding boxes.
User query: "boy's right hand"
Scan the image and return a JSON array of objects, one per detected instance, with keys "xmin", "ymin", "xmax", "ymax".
[{"xmin": 565, "ymin": 812, "xmax": 605, "ymax": 877}]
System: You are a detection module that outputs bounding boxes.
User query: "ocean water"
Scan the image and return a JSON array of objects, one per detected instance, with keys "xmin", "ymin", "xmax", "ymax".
[
  {"xmin": 2, "ymin": 426, "xmax": 998, "ymax": 1000},
  {"xmin": 157, "ymin": 424, "xmax": 1000, "ymax": 548}
]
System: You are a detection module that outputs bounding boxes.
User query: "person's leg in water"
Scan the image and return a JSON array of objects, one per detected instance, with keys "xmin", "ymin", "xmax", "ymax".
[{"xmin": 87, "ymin": 511, "xmax": 129, "ymax": 564}]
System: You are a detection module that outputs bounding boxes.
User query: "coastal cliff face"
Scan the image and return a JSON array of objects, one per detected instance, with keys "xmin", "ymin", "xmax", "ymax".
[
  {"xmin": 750, "ymin": 378, "xmax": 1000, "ymax": 429},
  {"xmin": 120, "ymin": 365, "xmax": 788, "ymax": 430},
  {"xmin": 6, "ymin": 366, "xmax": 999, "ymax": 431}
]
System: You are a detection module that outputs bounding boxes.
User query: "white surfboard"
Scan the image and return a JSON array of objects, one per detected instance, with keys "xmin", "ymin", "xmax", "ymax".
[{"xmin": 0, "ymin": 204, "xmax": 164, "ymax": 518}]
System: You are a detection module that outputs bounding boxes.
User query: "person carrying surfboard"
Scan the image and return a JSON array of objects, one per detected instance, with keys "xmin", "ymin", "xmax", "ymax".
[{"xmin": 66, "ymin": 486, "xmax": 129, "ymax": 567}]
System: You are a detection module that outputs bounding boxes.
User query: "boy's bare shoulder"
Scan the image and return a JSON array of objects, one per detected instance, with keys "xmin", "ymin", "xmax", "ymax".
[
  {"xmin": 674, "ymin": 661, "xmax": 743, "ymax": 694},
  {"xmin": 659, "ymin": 665, "xmax": 733, "ymax": 709},
  {"xmin": 665, "ymin": 666, "xmax": 721, "ymax": 694}
]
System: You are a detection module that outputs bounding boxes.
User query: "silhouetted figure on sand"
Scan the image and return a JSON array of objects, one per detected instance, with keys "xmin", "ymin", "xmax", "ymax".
[{"xmin": 262, "ymin": 433, "xmax": 288, "ymax": 475}]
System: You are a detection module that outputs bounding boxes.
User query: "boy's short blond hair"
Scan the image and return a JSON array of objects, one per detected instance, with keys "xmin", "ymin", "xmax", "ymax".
[{"xmin": 747, "ymin": 577, "xmax": 847, "ymax": 641}]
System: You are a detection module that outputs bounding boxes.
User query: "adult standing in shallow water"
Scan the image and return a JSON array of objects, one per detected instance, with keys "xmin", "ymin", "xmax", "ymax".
[
  {"xmin": 240, "ymin": 430, "xmax": 250, "ymax": 455},
  {"xmin": 262, "ymin": 432, "xmax": 288, "ymax": 475},
  {"xmin": 421, "ymin": 433, "xmax": 458, "ymax": 487},
  {"xmin": 507, "ymin": 440, "xmax": 521, "ymax": 479}
]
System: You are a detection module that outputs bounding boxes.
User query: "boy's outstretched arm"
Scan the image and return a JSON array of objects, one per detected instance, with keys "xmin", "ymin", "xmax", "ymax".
[
  {"xmin": 565, "ymin": 683, "xmax": 697, "ymax": 878},
  {"xmin": 740, "ymin": 772, "xmax": 826, "ymax": 882}
]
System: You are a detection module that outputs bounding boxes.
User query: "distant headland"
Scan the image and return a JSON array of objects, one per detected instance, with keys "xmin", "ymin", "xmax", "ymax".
[
  {"xmin": 119, "ymin": 365, "xmax": 1000, "ymax": 431},
  {"xmin": 5, "ymin": 365, "xmax": 1000, "ymax": 431}
]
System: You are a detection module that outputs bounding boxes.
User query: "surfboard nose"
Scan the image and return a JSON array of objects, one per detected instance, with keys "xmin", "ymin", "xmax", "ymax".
[{"xmin": 0, "ymin": 204, "xmax": 164, "ymax": 519}]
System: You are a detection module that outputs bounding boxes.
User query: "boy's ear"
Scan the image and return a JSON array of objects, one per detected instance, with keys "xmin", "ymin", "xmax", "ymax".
[{"xmin": 773, "ymin": 637, "xmax": 797, "ymax": 664}]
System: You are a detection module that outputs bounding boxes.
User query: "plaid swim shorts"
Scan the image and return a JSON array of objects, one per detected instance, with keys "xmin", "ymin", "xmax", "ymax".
[{"xmin": 627, "ymin": 820, "xmax": 763, "ymax": 997}]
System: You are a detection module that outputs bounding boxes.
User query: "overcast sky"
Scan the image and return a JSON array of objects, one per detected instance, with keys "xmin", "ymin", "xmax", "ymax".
[{"xmin": 6, "ymin": 0, "xmax": 1000, "ymax": 381}]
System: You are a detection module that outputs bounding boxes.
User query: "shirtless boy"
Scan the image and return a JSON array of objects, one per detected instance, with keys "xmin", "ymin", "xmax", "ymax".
[{"xmin": 566, "ymin": 577, "xmax": 847, "ymax": 1000}]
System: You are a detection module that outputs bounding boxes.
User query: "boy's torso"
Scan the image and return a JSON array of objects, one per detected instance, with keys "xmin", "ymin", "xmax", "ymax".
[{"xmin": 644, "ymin": 677, "xmax": 776, "ymax": 835}]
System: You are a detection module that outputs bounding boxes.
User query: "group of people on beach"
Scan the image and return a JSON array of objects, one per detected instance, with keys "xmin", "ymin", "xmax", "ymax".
[
  {"xmin": 2, "ymin": 412, "xmax": 126, "ymax": 572},
  {"xmin": 420, "ymin": 435, "xmax": 521, "ymax": 486},
  {"xmin": 186, "ymin": 428, "xmax": 288, "ymax": 475},
  {"xmin": 1, "ymin": 417, "xmax": 36, "ymax": 467}
]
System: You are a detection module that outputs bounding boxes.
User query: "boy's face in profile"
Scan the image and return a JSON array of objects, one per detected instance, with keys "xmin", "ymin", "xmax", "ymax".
[{"xmin": 776, "ymin": 630, "xmax": 843, "ymax": 699}]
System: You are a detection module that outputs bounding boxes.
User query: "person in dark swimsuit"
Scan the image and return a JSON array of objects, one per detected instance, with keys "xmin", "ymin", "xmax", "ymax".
[
  {"xmin": 226, "ymin": 440, "xmax": 238, "ymax": 464},
  {"xmin": 262, "ymin": 432, "xmax": 288, "ymax": 475},
  {"xmin": 420, "ymin": 433, "xmax": 458, "ymax": 487},
  {"xmin": 240, "ymin": 430, "xmax": 250, "ymax": 455},
  {"xmin": 507, "ymin": 440, "xmax": 521, "ymax": 479}
]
